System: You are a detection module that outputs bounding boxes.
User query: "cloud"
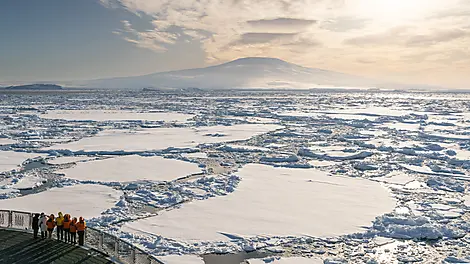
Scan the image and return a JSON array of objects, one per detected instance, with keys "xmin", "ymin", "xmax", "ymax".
[
  {"xmin": 345, "ymin": 27, "xmax": 470, "ymax": 47},
  {"xmin": 235, "ymin": 32, "xmax": 298, "ymax": 45},
  {"xmin": 321, "ymin": 17, "xmax": 369, "ymax": 32},
  {"xmin": 247, "ymin": 18, "xmax": 316, "ymax": 33},
  {"xmin": 100, "ymin": 0, "xmax": 470, "ymax": 88},
  {"xmin": 407, "ymin": 29, "xmax": 470, "ymax": 46}
]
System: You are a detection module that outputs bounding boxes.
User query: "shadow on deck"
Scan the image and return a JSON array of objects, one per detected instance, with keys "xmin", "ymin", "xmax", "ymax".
[{"xmin": 0, "ymin": 229, "xmax": 114, "ymax": 264}]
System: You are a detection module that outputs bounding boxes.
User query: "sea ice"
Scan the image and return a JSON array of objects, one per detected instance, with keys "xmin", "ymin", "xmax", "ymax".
[
  {"xmin": 0, "ymin": 138, "xmax": 16, "ymax": 145},
  {"xmin": 123, "ymin": 164, "xmax": 395, "ymax": 241},
  {"xmin": 40, "ymin": 110, "xmax": 194, "ymax": 122},
  {"xmin": 47, "ymin": 156, "xmax": 92, "ymax": 165},
  {"xmin": 373, "ymin": 171, "xmax": 415, "ymax": 185},
  {"xmin": 248, "ymin": 257, "xmax": 323, "ymax": 263},
  {"xmin": 46, "ymin": 124, "xmax": 282, "ymax": 152},
  {"xmin": 182, "ymin": 152, "xmax": 208, "ymax": 159},
  {"xmin": 159, "ymin": 255, "xmax": 204, "ymax": 264},
  {"xmin": 0, "ymin": 151, "xmax": 42, "ymax": 173},
  {"xmin": 0, "ymin": 184, "xmax": 122, "ymax": 219},
  {"xmin": 58, "ymin": 155, "xmax": 202, "ymax": 182},
  {"xmin": 12, "ymin": 175, "xmax": 44, "ymax": 190}
]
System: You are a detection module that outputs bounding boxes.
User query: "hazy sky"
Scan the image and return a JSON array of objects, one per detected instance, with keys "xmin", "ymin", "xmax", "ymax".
[{"xmin": 1, "ymin": 0, "xmax": 469, "ymax": 88}]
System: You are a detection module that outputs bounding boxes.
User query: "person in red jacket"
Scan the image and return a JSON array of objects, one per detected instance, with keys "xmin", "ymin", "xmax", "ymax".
[
  {"xmin": 46, "ymin": 214, "xmax": 55, "ymax": 239},
  {"xmin": 63, "ymin": 214, "xmax": 72, "ymax": 243},
  {"xmin": 69, "ymin": 217, "xmax": 78, "ymax": 245},
  {"xmin": 76, "ymin": 217, "xmax": 86, "ymax": 246}
]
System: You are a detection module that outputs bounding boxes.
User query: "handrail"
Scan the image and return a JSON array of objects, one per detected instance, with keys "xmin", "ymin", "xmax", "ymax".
[{"xmin": 0, "ymin": 209, "xmax": 164, "ymax": 264}]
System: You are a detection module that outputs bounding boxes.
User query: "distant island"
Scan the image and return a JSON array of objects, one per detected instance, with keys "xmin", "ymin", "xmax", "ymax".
[{"xmin": 3, "ymin": 84, "xmax": 63, "ymax": 90}]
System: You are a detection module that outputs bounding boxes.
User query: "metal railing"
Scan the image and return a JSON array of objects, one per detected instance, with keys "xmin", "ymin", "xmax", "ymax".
[{"xmin": 0, "ymin": 210, "xmax": 164, "ymax": 264}]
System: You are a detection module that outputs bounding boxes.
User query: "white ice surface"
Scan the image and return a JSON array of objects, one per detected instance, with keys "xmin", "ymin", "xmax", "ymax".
[
  {"xmin": 465, "ymin": 195, "xmax": 470, "ymax": 207},
  {"xmin": 40, "ymin": 110, "xmax": 194, "ymax": 122},
  {"xmin": 46, "ymin": 124, "xmax": 282, "ymax": 152},
  {"xmin": 373, "ymin": 172, "xmax": 414, "ymax": 185},
  {"xmin": 13, "ymin": 175, "xmax": 44, "ymax": 190},
  {"xmin": 0, "ymin": 151, "xmax": 42, "ymax": 172},
  {"xmin": 182, "ymin": 152, "xmax": 208, "ymax": 159},
  {"xmin": 58, "ymin": 155, "xmax": 202, "ymax": 182},
  {"xmin": 0, "ymin": 138, "xmax": 16, "ymax": 145},
  {"xmin": 248, "ymin": 257, "xmax": 322, "ymax": 264},
  {"xmin": 218, "ymin": 144, "xmax": 271, "ymax": 152},
  {"xmin": 123, "ymin": 164, "xmax": 395, "ymax": 241},
  {"xmin": 0, "ymin": 184, "xmax": 122, "ymax": 218},
  {"xmin": 159, "ymin": 255, "xmax": 204, "ymax": 264}
]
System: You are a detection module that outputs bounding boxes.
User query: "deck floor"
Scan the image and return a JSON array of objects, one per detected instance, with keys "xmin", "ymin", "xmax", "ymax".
[{"xmin": 0, "ymin": 229, "xmax": 114, "ymax": 264}]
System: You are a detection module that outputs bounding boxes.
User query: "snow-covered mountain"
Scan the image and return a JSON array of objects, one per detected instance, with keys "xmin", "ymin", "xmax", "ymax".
[{"xmin": 77, "ymin": 57, "xmax": 384, "ymax": 90}]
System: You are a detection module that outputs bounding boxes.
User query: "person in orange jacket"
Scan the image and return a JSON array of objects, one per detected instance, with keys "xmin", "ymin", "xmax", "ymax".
[
  {"xmin": 46, "ymin": 214, "xmax": 56, "ymax": 239},
  {"xmin": 69, "ymin": 217, "xmax": 78, "ymax": 245},
  {"xmin": 63, "ymin": 213, "xmax": 71, "ymax": 243},
  {"xmin": 76, "ymin": 216, "xmax": 86, "ymax": 246}
]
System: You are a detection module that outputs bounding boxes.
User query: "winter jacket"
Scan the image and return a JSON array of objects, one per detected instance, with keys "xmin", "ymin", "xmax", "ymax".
[
  {"xmin": 46, "ymin": 218, "xmax": 56, "ymax": 229},
  {"xmin": 32, "ymin": 216, "xmax": 39, "ymax": 230},
  {"xmin": 63, "ymin": 218, "xmax": 71, "ymax": 229},
  {"xmin": 70, "ymin": 221, "xmax": 77, "ymax": 233},
  {"xmin": 76, "ymin": 221, "xmax": 86, "ymax": 232},
  {"xmin": 56, "ymin": 212, "xmax": 64, "ymax": 226},
  {"xmin": 39, "ymin": 216, "xmax": 47, "ymax": 231}
]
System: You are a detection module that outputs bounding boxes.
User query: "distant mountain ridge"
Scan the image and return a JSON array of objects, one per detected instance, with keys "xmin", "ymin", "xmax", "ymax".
[
  {"xmin": 74, "ymin": 57, "xmax": 434, "ymax": 90},
  {"xmin": 3, "ymin": 84, "xmax": 63, "ymax": 90}
]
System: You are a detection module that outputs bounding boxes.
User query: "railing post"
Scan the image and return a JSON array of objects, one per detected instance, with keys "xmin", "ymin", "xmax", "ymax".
[
  {"xmin": 99, "ymin": 231, "xmax": 104, "ymax": 250},
  {"xmin": 114, "ymin": 237, "xmax": 119, "ymax": 259},
  {"xmin": 131, "ymin": 248, "xmax": 136, "ymax": 264},
  {"xmin": 8, "ymin": 211, "xmax": 12, "ymax": 228}
]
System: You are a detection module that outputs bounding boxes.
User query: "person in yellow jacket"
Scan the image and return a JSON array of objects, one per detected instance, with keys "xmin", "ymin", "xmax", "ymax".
[
  {"xmin": 69, "ymin": 218, "xmax": 78, "ymax": 245},
  {"xmin": 46, "ymin": 214, "xmax": 55, "ymax": 239},
  {"xmin": 55, "ymin": 212, "xmax": 65, "ymax": 241},
  {"xmin": 63, "ymin": 213, "xmax": 72, "ymax": 243},
  {"xmin": 76, "ymin": 217, "xmax": 86, "ymax": 246}
]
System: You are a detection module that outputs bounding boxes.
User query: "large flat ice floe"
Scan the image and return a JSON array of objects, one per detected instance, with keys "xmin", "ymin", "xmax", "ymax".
[
  {"xmin": 40, "ymin": 110, "xmax": 194, "ymax": 122},
  {"xmin": 0, "ymin": 138, "xmax": 16, "ymax": 145},
  {"xmin": 158, "ymin": 255, "xmax": 204, "ymax": 264},
  {"xmin": 47, "ymin": 124, "xmax": 283, "ymax": 152},
  {"xmin": 123, "ymin": 164, "xmax": 395, "ymax": 241},
  {"xmin": 0, "ymin": 184, "xmax": 122, "ymax": 219},
  {"xmin": 58, "ymin": 155, "xmax": 202, "ymax": 182},
  {"xmin": 248, "ymin": 257, "xmax": 322, "ymax": 264},
  {"xmin": 0, "ymin": 151, "xmax": 42, "ymax": 173}
]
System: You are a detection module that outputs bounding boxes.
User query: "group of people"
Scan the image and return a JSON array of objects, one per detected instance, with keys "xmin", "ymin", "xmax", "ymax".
[{"xmin": 32, "ymin": 212, "xmax": 87, "ymax": 246}]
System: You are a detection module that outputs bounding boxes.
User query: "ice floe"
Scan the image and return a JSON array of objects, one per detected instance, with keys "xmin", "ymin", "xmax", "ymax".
[
  {"xmin": 40, "ymin": 110, "xmax": 194, "ymax": 122},
  {"xmin": 123, "ymin": 164, "xmax": 395, "ymax": 241},
  {"xmin": 58, "ymin": 155, "xmax": 202, "ymax": 182},
  {"xmin": 248, "ymin": 257, "xmax": 323, "ymax": 263},
  {"xmin": 0, "ymin": 151, "xmax": 42, "ymax": 173},
  {"xmin": 46, "ymin": 124, "xmax": 282, "ymax": 153},
  {"xmin": 0, "ymin": 184, "xmax": 122, "ymax": 219},
  {"xmin": 159, "ymin": 255, "xmax": 204, "ymax": 264}
]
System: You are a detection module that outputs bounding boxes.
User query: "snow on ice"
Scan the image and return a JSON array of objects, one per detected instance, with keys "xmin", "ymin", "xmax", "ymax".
[
  {"xmin": 1, "ymin": 91, "xmax": 470, "ymax": 262},
  {"xmin": 123, "ymin": 164, "xmax": 395, "ymax": 241},
  {"xmin": 0, "ymin": 151, "xmax": 42, "ymax": 173},
  {"xmin": 0, "ymin": 184, "xmax": 122, "ymax": 219},
  {"xmin": 158, "ymin": 255, "xmax": 205, "ymax": 264},
  {"xmin": 40, "ymin": 110, "xmax": 194, "ymax": 122},
  {"xmin": 58, "ymin": 155, "xmax": 202, "ymax": 182},
  {"xmin": 46, "ymin": 124, "xmax": 282, "ymax": 152},
  {"xmin": 248, "ymin": 257, "xmax": 323, "ymax": 264}
]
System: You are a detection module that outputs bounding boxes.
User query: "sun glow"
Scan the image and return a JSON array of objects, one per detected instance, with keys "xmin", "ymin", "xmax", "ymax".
[{"xmin": 353, "ymin": 0, "xmax": 437, "ymax": 24}]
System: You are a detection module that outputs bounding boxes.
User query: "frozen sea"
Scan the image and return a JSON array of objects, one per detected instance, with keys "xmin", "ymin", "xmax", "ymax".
[{"xmin": 1, "ymin": 89, "xmax": 470, "ymax": 263}]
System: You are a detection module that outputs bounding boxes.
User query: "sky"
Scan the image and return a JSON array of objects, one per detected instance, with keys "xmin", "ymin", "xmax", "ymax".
[{"xmin": 1, "ymin": 0, "xmax": 469, "ymax": 88}]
